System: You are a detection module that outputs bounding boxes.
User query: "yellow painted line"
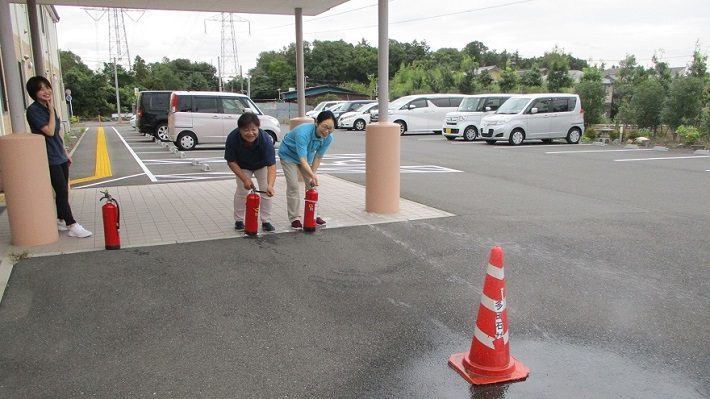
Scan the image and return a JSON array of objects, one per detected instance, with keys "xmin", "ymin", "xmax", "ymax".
[{"xmin": 70, "ymin": 127, "xmax": 112, "ymax": 184}]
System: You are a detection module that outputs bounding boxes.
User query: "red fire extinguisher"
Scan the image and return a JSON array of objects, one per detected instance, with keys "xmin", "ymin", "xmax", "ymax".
[
  {"xmin": 244, "ymin": 187, "xmax": 260, "ymax": 236},
  {"xmin": 303, "ymin": 187, "xmax": 318, "ymax": 233},
  {"xmin": 100, "ymin": 190, "xmax": 121, "ymax": 250}
]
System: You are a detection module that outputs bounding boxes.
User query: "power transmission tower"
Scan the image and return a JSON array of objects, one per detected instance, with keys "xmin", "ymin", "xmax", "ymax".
[
  {"xmin": 82, "ymin": 7, "xmax": 143, "ymax": 121},
  {"xmin": 206, "ymin": 13, "xmax": 250, "ymax": 92},
  {"xmin": 108, "ymin": 8, "xmax": 131, "ymax": 69}
]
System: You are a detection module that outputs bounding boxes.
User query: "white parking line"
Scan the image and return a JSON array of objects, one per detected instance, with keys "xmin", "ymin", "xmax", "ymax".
[
  {"xmin": 135, "ymin": 151, "xmax": 175, "ymax": 154},
  {"xmin": 417, "ymin": 138, "xmax": 447, "ymax": 141},
  {"xmin": 614, "ymin": 155, "xmax": 710, "ymax": 162},
  {"xmin": 74, "ymin": 173, "xmax": 147, "ymax": 188},
  {"xmin": 546, "ymin": 149, "xmax": 655, "ymax": 154},
  {"xmin": 112, "ymin": 127, "xmax": 157, "ymax": 182},
  {"xmin": 498, "ymin": 144, "xmax": 594, "ymax": 149}
]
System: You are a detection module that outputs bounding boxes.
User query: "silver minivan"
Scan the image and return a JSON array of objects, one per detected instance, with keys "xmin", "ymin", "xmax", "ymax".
[
  {"xmin": 167, "ymin": 91, "xmax": 282, "ymax": 151},
  {"xmin": 479, "ymin": 94, "xmax": 584, "ymax": 145},
  {"xmin": 370, "ymin": 93, "xmax": 465, "ymax": 135},
  {"xmin": 442, "ymin": 94, "xmax": 512, "ymax": 141}
]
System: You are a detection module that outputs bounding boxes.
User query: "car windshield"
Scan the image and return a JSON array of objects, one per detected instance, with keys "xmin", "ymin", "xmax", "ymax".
[
  {"xmin": 458, "ymin": 97, "xmax": 485, "ymax": 112},
  {"xmin": 357, "ymin": 103, "xmax": 377, "ymax": 112},
  {"xmin": 245, "ymin": 98, "xmax": 263, "ymax": 115},
  {"xmin": 496, "ymin": 97, "xmax": 531, "ymax": 114},
  {"xmin": 388, "ymin": 96, "xmax": 414, "ymax": 110}
]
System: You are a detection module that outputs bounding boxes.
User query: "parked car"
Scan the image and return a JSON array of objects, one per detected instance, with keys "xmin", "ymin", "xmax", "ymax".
[
  {"xmin": 479, "ymin": 93, "xmax": 584, "ymax": 145},
  {"xmin": 167, "ymin": 91, "xmax": 282, "ymax": 151},
  {"xmin": 329, "ymin": 100, "xmax": 375, "ymax": 122},
  {"xmin": 442, "ymin": 94, "xmax": 512, "ymax": 141},
  {"xmin": 370, "ymin": 94, "xmax": 465, "ymax": 135},
  {"xmin": 136, "ymin": 91, "xmax": 172, "ymax": 141},
  {"xmin": 305, "ymin": 100, "xmax": 345, "ymax": 119},
  {"xmin": 338, "ymin": 102, "xmax": 378, "ymax": 131}
]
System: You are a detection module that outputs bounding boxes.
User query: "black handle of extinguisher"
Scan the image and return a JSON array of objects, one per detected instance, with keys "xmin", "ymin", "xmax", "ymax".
[{"xmin": 114, "ymin": 199, "xmax": 120, "ymax": 230}]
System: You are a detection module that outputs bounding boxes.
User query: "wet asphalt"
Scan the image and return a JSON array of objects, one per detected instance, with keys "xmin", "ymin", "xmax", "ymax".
[
  {"xmin": 0, "ymin": 127, "xmax": 708, "ymax": 398},
  {"xmin": 0, "ymin": 216, "xmax": 707, "ymax": 398}
]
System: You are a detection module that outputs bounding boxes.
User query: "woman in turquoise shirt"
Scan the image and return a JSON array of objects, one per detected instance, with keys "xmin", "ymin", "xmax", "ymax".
[{"xmin": 278, "ymin": 110, "xmax": 336, "ymax": 229}]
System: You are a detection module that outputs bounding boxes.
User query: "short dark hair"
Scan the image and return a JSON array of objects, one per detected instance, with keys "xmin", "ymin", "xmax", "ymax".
[
  {"xmin": 317, "ymin": 110, "xmax": 337, "ymax": 128},
  {"xmin": 237, "ymin": 112, "xmax": 260, "ymax": 129},
  {"xmin": 26, "ymin": 76, "xmax": 52, "ymax": 101}
]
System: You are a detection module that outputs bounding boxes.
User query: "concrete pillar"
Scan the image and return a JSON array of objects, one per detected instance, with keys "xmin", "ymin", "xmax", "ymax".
[
  {"xmin": 365, "ymin": 0, "xmax": 400, "ymax": 213},
  {"xmin": 289, "ymin": 117, "xmax": 313, "ymax": 131},
  {"xmin": 0, "ymin": 0, "xmax": 29, "ymax": 133},
  {"xmin": 294, "ymin": 7, "xmax": 305, "ymax": 117},
  {"xmin": 27, "ymin": 0, "xmax": 46, "ymax": 77},
  {"xmin": 0, "ymin": 134, "xmax": 58, "ymax": 246}
]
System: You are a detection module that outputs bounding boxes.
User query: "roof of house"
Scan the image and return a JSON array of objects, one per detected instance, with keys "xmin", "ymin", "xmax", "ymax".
[{"xmin": 281, "ymin": 85, "xmax": 365, "ymax": 100}]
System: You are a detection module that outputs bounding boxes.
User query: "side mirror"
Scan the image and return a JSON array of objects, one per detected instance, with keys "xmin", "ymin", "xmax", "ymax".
[
  {"xmin": 530, "ymin": 107, "xmax": 538, "ymax": 114},
  {"xmin": 485, "ymin": 106, "xmax": 492, "ymax": 112},
  {"xmin": 408, "ymin": 104, "xmax": 417, "ymax": 110},
  {"xmin": 243, "ymin": 107, "xmax": 254, "ymax": 113}
]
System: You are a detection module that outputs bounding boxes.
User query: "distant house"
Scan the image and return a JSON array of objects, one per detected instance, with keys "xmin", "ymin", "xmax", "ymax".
[
  {"xmin": 281, "ymin": 85, "xmax": 369, "ymax": 105},
  {"xmin": 474, "ymin": 65, "xmax": 502, "ymax": 81}
]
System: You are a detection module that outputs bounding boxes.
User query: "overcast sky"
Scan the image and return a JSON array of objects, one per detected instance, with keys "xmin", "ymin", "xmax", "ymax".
[{"xmin": 55, "ymin": 0, "xmax": 710, "ymax": 77}]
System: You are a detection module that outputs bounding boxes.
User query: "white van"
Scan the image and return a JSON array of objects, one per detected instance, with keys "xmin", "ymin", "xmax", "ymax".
[
  {"xmin": 168, "ymin": 91, "xmax": 282, "ymax": 151},
  {"xmin": 442, "ymin": 94, "xmax": 512, "ymax": 141},
  {"xmin": 479, "ymin": 94, "xmax": 584, "ymax": 145},
  {"xmin": 370, "ymin": 93, "xmax": 465, "ymax": 135}
]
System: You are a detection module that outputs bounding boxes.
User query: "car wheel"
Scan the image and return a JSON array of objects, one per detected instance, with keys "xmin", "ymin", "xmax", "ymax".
[
  {"xmin": 176, "ymin": 131, "xmax": 197, "ymax": 151},
  {"xmin": 463, "ymin": 126, "xmax": 478, "ymax": 141},
  {"xmin": 395, "ymin": 120, "xmax": 407, "ymax": 135},
  {"xmin": 485, "ymin": 140, "xmax": 496, "ymax": 145},
  {"xmin": 566, "ymin": 128, "xmax": 582, "ymax": 144},
  {"xmin": 541, "ymin": 138, "xmax": 553, "ymax": 144},
  {"xmin": 155, "ymin": 123, "xmax": 170, "ymax": 142},
  {"xmin": 265, "ymin": 130, "xmax": 277, "ymax": 144},
  {"xmin": 354, "ymin": 119, "xmax": 366, "ymax": 131},
  {"xmin": 509, "ymin": 129, "xmax": 525, "ymax": 146}
]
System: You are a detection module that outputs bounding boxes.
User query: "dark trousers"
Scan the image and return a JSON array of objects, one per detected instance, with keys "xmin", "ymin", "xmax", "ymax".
[{"xmin": 48, "ymin": 162, "xmax": 76, "ymax": 226}]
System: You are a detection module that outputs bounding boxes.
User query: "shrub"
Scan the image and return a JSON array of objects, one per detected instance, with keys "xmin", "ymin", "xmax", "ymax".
[
  {"xmin": 584, "ymin": 127, "xmax": 597, "ymax": 140},
  {"xmin": 637, "ymin": 128, "xmax": 653, "ymax": 138},
  {"xmin": 609, "ymin": 129, "xmax": 620, "ymax": 140},
  {"xmin": 676, "ymin": 125, "xmax": 701, "ymax": 145}
]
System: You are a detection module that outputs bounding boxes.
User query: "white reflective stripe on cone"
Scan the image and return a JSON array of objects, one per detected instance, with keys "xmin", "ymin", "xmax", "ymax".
[
  {"xmin": 474, "ymin": 326, "xmax": 510, "ymax": 350},
  {"xmin": 486, "ymin": 262, "xmax": 505, "ymax": 280},
  {"xmin": 479, "ymin": 293, "xmax": 506, "ymax": 313}
]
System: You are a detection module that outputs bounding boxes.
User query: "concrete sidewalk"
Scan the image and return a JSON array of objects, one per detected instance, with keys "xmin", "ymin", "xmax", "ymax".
[{"xmin": 0, "ymin": 175, "xmax": 452, "ymax": 257}]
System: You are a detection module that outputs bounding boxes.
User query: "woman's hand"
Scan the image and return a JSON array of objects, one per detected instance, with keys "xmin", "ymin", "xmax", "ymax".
[{"xmin": 266, "ymin": 185, "xmax": 275, "ymax": 197}]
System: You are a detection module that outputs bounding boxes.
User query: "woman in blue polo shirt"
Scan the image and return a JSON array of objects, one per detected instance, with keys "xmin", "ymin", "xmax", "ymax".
[
  {"xmin": 278, "ymin": 110, "xmax": 335, "ymax": 229},
  {"xmin": 224, "ymin": 112, "xmax": 277, "ymax": 232},
  {"xmin": 25, "ymin": 76, "xmax": 92, "ymax": 238}
]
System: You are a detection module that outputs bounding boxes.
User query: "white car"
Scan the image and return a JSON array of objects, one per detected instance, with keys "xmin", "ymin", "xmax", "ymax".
[
  {"xmin": 442, "ymin": 94, "xmax": 512, "ymax": 141},
  {"xmin": 369, "ymin": 94, "xmax": 464, "ymax": 135},
  {"xmin": 338, "ymin": 102, "xmax": 377, "ymax": 131},
  {"xmin": 479, "ymin": 94, "xmax": 584, "ymax": 145},
  {"xmin": 168, "ymin": 91, "xmax": 282, "ymax": 151},
  {"xmin": 305, "ymin": 100, "xmax": 345, "ymax": 119}
]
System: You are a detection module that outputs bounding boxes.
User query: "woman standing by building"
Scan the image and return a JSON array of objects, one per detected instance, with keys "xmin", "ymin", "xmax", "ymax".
[{"xmin": 25, "ymin": 76, "xmax": 91, "ymax": 238}]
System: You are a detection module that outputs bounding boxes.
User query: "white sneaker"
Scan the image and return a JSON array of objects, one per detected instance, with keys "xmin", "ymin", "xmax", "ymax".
[
  {"xmin": 57, "ymin": 219, "xmax": 68, "ymax": 231},
  {"xmin": 68, "ymin": 223, "xmax": 92, "ymax": 238}
]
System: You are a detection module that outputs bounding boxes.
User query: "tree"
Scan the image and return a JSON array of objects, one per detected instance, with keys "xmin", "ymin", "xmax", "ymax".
[
  {"xmin": 498, "ymin": 60, "xmax": 519, "ymax": 93},
  {"xmin": 611, "ymin": 55, "xmax": 648, "ymax": 118},
  {"xmin": 575, "ymin": 67, "xmax": 606, "ymax": 126},
  {"xmin": 631, "ymin": 79, "xmax": 665, "ymax": 132},
  {"xmin": 688, "ymin": 45, "xmax": 708, "ymax": 77},
  {"xmin": 520, "ymin": 66, "xmax": 542, "ymax": 88},
  {"xmin": 543, "ymin": 48, "xmax": 573, "ymax": 92},
  {"xmin": 661, "ymin": 76, "xmax": 705, "ymax": 129},
  {"xmin": 475, "ymin": 70, "xmax": 493, "ymax": 90}
]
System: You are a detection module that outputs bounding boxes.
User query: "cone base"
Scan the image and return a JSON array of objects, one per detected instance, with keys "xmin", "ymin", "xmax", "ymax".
[{"xmin": 448, "ymin": 352, "xmax": 529, "ymax": 385}]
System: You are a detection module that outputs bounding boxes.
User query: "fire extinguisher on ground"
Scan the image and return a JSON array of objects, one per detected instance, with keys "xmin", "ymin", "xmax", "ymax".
[
  {"xmin": 244, "ymin": 187, "xmax": 260, "ymax": 236},
  {"xmin": 303, "ymin": 186, "xmax": 318, "ymax": 233},
  {"xmin": 100, "ymin": 190, "xmax": 121, "ymax": 250}
]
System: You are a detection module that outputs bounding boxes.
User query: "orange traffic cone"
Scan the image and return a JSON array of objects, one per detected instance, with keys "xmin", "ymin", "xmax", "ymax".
[{"xmin": 449, "ymin": 246, "xmax": 529, "ymax": 385}]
